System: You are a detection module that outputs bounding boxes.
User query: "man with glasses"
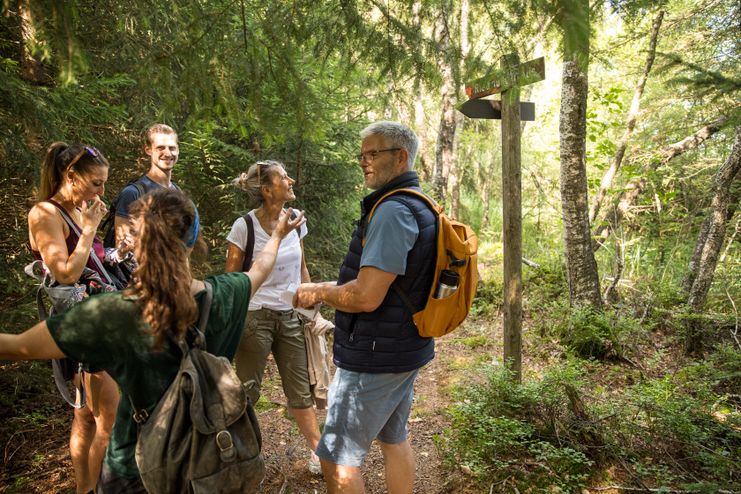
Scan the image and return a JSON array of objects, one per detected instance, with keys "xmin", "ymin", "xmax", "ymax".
[
  {"xmin": 105, "ymin": 124, "xmax": 181, "ymax": 255},
  {"xmin": 296, "ymin": 121, "xmax": 436, "ymax": 493}
]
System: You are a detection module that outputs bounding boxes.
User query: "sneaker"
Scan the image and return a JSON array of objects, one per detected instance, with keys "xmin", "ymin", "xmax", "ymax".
[{"xmin": 308, "ymin": 452, "xmax": 321, "ymax": 475}]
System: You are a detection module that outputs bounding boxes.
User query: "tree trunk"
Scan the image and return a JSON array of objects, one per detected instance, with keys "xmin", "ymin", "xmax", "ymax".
[
  {"xmin": 17, "ymin": 0, "xmax": 47, "ymax": 84},
  {"xmin": 448, "ymin": 0, "xmax": 468, "ymax": 218},
  {"xmin": 411, "ymin": 0, "xmax": 433, "ymax": 181},
  {"xmin": 559, "ymin": 0, "xmax": 602, "ymax": 309},
  {"xmin": 593, "ymin": 115, "xmax": 729, "ymax": 250},
  {"xmin": 433, "ymin": 0, "xmax": 457, "ymax": 206},
  {"xmin": 685, "ymin": 128, "xmax": 741, "ymax": 354},
  {"xmin": 589, "ymin": 10, "xmax": 664, "ymax": 223}
]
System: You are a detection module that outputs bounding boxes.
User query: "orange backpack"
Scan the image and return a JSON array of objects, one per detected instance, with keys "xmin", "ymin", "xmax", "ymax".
[{"xmin": 366, "ymin": 189, "xmax": 478, "ymax": 337}]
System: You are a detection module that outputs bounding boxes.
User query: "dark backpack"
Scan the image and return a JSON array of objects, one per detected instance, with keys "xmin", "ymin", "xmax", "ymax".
[
  {"xmin": 240, "ymin": 210, "xmax": 301, "ymax": 271},
  {"xmin": 129, "ymin": 282, "xmax": 265, "ymax": 493}
]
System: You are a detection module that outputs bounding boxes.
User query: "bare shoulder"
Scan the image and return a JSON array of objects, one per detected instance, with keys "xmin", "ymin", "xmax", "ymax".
[
  {"xmin": 28, "ymin": 202, "xmax": 63, "ymax": 233},
  {"xmin": 190, "ymin": 279, "xmax": 206, "ymax": 296},
  {"xmin": 28, "ymin": 201, "xmax": 58, "ymax": 223},
  {"xmin": 28, "ymin": 202, "xmax": 66, "ymax": 250}
]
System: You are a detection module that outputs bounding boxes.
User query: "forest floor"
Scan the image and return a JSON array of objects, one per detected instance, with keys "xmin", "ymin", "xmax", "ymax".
[
  {"xmin": 0, "ymin": 290, "xmax": 729, "ymax": 493},
  {"xmin": 0, "ymin": 293, "xmax": 494, "ymax": 494}
]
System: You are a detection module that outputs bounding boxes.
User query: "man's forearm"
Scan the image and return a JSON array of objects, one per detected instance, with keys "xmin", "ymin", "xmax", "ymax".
[{"xmin": 305, "ymin": 280, "xmax": 379, "ymax": 313}]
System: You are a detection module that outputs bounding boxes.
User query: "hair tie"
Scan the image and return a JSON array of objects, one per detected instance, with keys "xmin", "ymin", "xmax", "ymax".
[{"xmin": 183, "ymin": 204, "xmax": 200, "ymax": 248}]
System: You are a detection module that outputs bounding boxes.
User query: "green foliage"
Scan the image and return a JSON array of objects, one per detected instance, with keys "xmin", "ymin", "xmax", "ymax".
[
  {"xmin": 439, "ymin": 362, "xmax": 595, "ymax": 492},
  {"xmin": 441, "ymin": 346, "xmax": 741, "ymax": 492},
  {"xmin": 554, "ymin": 305, "xmax": 643, "ymax": 359},
  {"xmin": 525, "ymin": 255, "xmax": 569, "ymax": 306},
  {"xmin": 471, "ymin": 276, "xmax": 503, "ymax": 316},
  {"xmin": 592, "ymin": 345, "xmax": 741, "ymax": 489},
  {"xmin": 459, "ymin": 335, "xmax": 489, "ymax": 349}
]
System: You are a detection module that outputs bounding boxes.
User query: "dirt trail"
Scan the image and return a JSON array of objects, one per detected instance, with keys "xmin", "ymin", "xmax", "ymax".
[{"xmin": 256, "ymin": 322, "xmax": 492, "ymax": 494}]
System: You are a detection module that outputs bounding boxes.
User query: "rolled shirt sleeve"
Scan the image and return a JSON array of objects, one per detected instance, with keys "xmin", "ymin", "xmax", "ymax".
[{"xmin": 360, "ymin": 200, "xmax": 419, "ymax": 275}]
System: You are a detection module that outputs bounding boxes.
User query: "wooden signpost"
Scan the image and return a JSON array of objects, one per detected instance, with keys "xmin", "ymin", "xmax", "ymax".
[{"xmin": 458, "ymin": 54, "xmax": 545, "ymax": 382}]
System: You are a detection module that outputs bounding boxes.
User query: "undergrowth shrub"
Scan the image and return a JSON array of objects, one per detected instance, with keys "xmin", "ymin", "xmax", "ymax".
[
  {"xmin": 554, "ymin": 306, "xmax": 643, "ymax": 360},
  {"xmin": 437, "ymin": 361, "xmax": 596, "ymax": 492},
  {"xmin": 524, "ymin": 255, "xmax": 568, "ymax": 306},
  {"xmin": 471, "ymin": 276, "xmax": 502, "ymax": 316},
  {"xmin": 440, "ymin": 347, "xmax": 741, "ymax": 492},
  {"xmin": 590, "ymin": 344, "xmax": 741, "ymax": 490}
]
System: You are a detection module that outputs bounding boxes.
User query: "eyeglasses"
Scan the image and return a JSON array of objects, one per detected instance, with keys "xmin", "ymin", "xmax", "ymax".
[
  {"xmin": 66, "ymin": 146, "xmax": 100, "ymax": 171},
  {"xmin": 356, "ymin": 148, "xmax": 401, "ymax": 164}
]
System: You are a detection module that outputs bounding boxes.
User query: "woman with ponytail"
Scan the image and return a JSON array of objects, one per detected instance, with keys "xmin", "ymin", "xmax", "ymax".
[
  {"xmin": 226, "ymin": 160, "xmax": 326, "ymax": 475},
  {"xmin": 27, "ymin": 142, "xmax": 120, "ymax": 494},
  {"xmin": 5, "ymin": 188, "xmax": 304, "ymax": 492}
]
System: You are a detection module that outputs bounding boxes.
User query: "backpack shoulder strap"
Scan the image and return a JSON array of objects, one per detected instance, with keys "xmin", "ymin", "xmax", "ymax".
[
  {"xmin": 130, "ymin": 280, "xmax": 214, "ymax": 424},
  {"xmin": 189, "ymin": 280, "xmax": 213, "ymax": 350},
  {"xmin": 363, "ymin": 188, "xmax": 441, "ymax": 247},
  {"xmin": 364, "ymin": 189, "xmax": 441, "ymax": 313},
  {"xmin": 196, "ymin": 281, "xmax": 213, "ymax": 335},
  {"xmin": 51, "ymin": 203, "xmax": 114, "ymax": 285},
  {"xmin": 241, "ymin": 209, "xmax": 300, "ymax": 272},
  {"xmin": 241, "ymin": 213, "xmax": 255, "ymax": 272},
  {"xmin": 367, "ymin": 188, "xmax": 441, "ymax": 224},
  {"xmin": 133, "ymin": 176, "xmax": 148, "ymax": 196}
]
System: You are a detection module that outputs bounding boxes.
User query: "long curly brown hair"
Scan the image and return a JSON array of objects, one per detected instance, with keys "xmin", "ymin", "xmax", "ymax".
[{"xmin": 127, "ymin": 188, "xmax": 198, "ymax": 348}]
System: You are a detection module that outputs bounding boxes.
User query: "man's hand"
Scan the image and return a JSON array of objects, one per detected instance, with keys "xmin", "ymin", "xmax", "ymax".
[{"xmin": 295, "ymin": 283, "xmax": 323, "ymax": 309}]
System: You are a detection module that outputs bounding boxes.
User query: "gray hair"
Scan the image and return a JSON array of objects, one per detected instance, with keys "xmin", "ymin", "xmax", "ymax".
[
  {"xmin": 359, "ymin": 121, "xmax": 418, "ymax": 169},
  {"xmin": 232, "ymin": 160, "xmax": 285, "ymax": 207}
]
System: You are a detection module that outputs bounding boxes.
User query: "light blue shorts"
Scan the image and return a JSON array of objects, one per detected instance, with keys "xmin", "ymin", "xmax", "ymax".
[{"xmin": 315, "ymin": 367, "xmax": 420, "ymax": 467}]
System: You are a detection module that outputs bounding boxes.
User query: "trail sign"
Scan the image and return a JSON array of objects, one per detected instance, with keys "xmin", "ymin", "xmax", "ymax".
[
  {"xmin": 458, "ymin": 100, "xmax": 536, "ymax": 121},
  {"xmin": 464, "ymin": 57, "xmax": 545, "ymax": 99},
  {"xmin": 458, "ymin": 53, "xmax": 545, "ymax": 382}
]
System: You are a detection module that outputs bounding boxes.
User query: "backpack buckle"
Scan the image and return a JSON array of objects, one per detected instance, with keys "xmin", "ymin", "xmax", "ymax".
[
  {"xmin": 216, "ymin": 430, "xmax": 234, "ymax": 452},
  {"xmin": 132, "ymin": 408, "xmax": 149, "ymax": 424}
]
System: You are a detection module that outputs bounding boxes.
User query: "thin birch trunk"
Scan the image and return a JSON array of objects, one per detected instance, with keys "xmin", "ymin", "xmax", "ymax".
[
  {"xmin": 589, "ymin": 10, "xmax": 664, "ymax": 223},
  {"xmin": 559, "ymin": 0, "xmax": 602, "ymax": 308},
  {"xmin": 433, "ymin": 0, "xmax": 457, "ymax": 205},
  {"xmin": 448, "ymin": 0, "xmax": 469, "ymax": 218},
  {"xmin": 686, "ymin": 127, "xmax": 741, "ymax": 354},
  {"xmin": 593, "ymin": 115, "xmax": 729, "ymax": 250}
]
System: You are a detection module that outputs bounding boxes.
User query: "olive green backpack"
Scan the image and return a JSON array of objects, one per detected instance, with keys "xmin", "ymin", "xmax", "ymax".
[{"xmin": 130, "ymin": 282, "xmax": 265, "ymax": 493}]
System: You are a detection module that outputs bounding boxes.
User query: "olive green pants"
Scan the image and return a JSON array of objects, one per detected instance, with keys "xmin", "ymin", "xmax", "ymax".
[{"xmin": 235, "ymin": 308, "xmax": 314, "ymax": 409}]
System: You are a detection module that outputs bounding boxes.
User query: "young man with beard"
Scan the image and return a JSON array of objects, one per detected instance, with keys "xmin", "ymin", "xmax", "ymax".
[{"xmin": 112, "ymin": 124, "xmax": 181, "ymax": 253}]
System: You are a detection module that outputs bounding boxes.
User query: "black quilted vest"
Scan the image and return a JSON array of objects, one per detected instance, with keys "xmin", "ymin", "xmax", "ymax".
[{"xmin": 333, "ymin": 172, "xmax": 436, "ymax": 373}]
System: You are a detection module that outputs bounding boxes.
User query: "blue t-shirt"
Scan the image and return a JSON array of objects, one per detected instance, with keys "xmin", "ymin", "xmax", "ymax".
[
  {"xmin": 114, "ymin": 175, "xmax": 179, "ymax": 218},
  {"xmin": 360, "ymin": 200, "xmax": 419, "ymax": 274}
]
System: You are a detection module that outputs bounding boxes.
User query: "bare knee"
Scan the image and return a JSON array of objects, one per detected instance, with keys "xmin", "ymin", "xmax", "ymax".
[
  {"xmin": 73, "ymin": 405, "xmax": 96, "ymax": 427},
  {"xmin": 321, "ymin": 460, "xmax": 365, "ymax": 494},
  {"xmin": 378, "ymin": 439, "xmax": 413, "ymax": 457}
]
